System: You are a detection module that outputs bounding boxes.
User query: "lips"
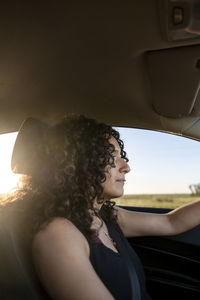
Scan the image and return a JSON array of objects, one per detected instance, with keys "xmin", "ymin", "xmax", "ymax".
[{"xmin": 116, "ymin": 179, "xmax": 126, "ymax": 183}]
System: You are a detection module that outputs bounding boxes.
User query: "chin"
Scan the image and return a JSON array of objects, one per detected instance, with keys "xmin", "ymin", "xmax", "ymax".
[
  {"xmin": 104, "ymin": 189, "xmax": 124, "ymax": 200},
  {"xmin": 111, "ymin": 191, "xmax": 124, "ymax": 199}
]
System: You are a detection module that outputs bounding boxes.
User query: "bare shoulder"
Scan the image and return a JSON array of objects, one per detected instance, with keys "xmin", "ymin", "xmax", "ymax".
[
  {"xmin": 114, "ymin": 205, "xmax": 131, "ymax": 226},
  {"xmin": 32, "ymin": 217, "xmax": 90, "ymax": 258},
  {"xmin": 32, "ymin": 217, "xmax": 115, "ymax": 300}
]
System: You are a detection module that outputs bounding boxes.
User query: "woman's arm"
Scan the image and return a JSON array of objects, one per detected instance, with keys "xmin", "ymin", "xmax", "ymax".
[
  {"xmin": 116, "ymin": 200, "xmax": 200, "ymax": 237},
  {"xmin": 32, "ymin": 218, "xmax": 115, "ymax": 300}
]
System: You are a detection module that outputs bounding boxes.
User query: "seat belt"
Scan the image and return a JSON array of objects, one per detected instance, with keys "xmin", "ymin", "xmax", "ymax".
[{"xmin": 109, "ymin": 224, "xmax": 141, "ymax": 300}]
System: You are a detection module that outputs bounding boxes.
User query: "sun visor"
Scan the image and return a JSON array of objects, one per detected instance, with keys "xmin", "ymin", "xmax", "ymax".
[{"xmin": 146, "ymin": 45, "xmax": 200, "ymax": 118}]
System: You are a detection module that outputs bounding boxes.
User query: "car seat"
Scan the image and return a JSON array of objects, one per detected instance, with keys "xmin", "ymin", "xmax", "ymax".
[{"xmin": 0, "ymin": 208, "xmax": 50, "ymax": 299}]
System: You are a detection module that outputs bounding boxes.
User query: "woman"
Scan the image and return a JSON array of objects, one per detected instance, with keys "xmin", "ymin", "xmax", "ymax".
[{"xmin": 3, "ymin": 115, "xmax": 200, "ymax": 300}]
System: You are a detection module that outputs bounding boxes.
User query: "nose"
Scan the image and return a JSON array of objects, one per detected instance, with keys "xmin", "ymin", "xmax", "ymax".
[{"xmin": 119, "ymin": 159, "xmax": 130, "ymax": 174}]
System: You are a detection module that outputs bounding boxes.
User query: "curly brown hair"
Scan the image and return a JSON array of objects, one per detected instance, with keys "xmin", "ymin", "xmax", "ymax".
[{"xmin": 2, "ymin": 115, "xmax": 128, "ymax": 242}]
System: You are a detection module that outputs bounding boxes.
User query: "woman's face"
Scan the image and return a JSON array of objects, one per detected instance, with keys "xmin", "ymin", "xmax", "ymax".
[{"xmin": 102, "ymin": 136, "xmax": 130, "ymax": 200}]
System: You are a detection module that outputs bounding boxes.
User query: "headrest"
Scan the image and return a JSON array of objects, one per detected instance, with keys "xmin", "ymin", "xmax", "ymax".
[{"xmin": 11, "ymin": 118, "xmax": 50, "ymax": 175}]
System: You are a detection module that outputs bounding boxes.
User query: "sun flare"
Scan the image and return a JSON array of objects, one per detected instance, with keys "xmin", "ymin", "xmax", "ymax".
[{"xmin": 0, "ymin": 132, "xmax": 20, "ymax": 195}]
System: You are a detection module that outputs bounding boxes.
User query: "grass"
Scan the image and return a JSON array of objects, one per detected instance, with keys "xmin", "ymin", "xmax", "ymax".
[
  {"xmin": 0, "ymin": 193, "xmax": 199, "ymax": 209},
  {"xmin": 114, "ymin": 194, "xmax": 200, "ymax": 209}
]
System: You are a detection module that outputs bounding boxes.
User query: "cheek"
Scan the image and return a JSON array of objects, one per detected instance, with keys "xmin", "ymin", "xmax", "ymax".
[
  {"xmin": 102, "ymin": 170, "xmax": 116, "ymax": 190},
  {"xmin": 104, "ymin": 168, "xmax": 114, "ymax": 183},
  {"xmin": 102, "ymin": 174, "xmax": 111, "ymax": 189},
  {"xmin": 102, "ymin": 172, "xmax": 112, "ymax": 192}
]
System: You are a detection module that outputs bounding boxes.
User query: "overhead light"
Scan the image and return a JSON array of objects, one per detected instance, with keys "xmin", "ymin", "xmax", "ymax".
[
  {"xmin": 173, "ymin": 7, "xmax": 184, "ymax": 25},
  {"xmin": 159, "ymin": 0, "xmax": 200, "ymax": 41}
]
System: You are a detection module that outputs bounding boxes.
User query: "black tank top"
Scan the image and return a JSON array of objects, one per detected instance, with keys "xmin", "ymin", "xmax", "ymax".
[{"xmin": 88, "ymin": 221, "xmax": 151, "ymax": 300}]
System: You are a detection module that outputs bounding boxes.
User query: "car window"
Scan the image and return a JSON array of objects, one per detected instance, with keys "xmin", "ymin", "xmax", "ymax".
[
  {"xmin": 0, "ymin": 132, "xmax": 19, "ymax": 197},
  {"xmin": 0, "ymin": 129, "xmax": 200, "ymax": 209},
  {"xmin": 114, "ymin": 127, "xmax": 200, "ymax": 209}
]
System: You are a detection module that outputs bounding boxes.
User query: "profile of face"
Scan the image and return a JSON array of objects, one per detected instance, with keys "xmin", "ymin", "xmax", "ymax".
[{"xmin": 102, "ymin": 136, "xmax": 130, "ymax": 200}]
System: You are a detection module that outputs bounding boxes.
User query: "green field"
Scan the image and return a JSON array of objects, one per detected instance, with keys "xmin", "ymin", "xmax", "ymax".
[
  {"xmin": 114, "ymin": 194, "xmax": 200, "ymax": 209},
  {"xmin": 1, "ymin": 193, "xmax": 199, "ymax": 209}
]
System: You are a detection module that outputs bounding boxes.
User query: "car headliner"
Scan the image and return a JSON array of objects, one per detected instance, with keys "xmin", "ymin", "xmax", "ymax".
[{"xmin": 0, "ymin": 1, "xmax": 200, "ymax": 141}]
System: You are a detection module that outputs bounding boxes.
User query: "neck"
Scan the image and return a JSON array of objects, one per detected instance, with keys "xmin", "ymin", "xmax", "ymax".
[{"xmin": 93, "ymin": 195, "xmax": 110, "ymax": 211}]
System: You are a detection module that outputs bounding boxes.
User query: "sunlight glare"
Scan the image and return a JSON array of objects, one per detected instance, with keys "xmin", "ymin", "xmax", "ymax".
[{"xmin": 0, "ymin": 132, "xmax": 20, "ymax": 195}]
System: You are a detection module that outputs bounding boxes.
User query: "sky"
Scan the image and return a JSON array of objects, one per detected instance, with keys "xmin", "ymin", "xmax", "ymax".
[
  {"xmin": 0, "ymin": 128, "xmax": 200, "ymax": 195},
  {"xmin": 117, "ymin": 127, "xmax": 200, "ymax": 194}
]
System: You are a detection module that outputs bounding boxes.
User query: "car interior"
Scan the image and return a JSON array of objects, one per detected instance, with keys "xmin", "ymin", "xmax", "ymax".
[{"xmin": 0, "ymin": 0, "xmax": 200, "ymax": 299}]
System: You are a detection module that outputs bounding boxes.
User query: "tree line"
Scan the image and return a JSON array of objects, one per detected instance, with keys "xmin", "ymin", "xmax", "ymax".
[{"xmin": 189, "ymin": 183, "xmax": 200, "ymax": 196}]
